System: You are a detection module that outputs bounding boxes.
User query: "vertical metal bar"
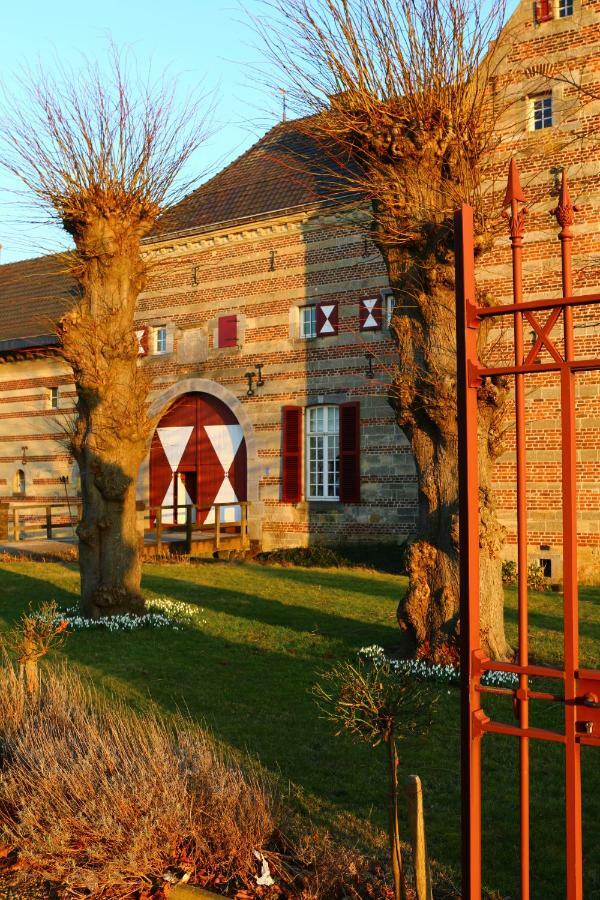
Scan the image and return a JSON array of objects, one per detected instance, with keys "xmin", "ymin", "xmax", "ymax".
[
  {"xmin": 215, "ymin": 506, "xmax": 221, "ymax": 551},
  {"xmin": 554, "ymin": 173, "xmax": 583, "ymax": 900},
  {"xmin": 13, "ymin": 508, "xmax": 20, "ymax": 542},
  {"xmin": 506, "ymin": 169, "xmax": 531, "ymax": 900},
  {"xmin": 46, "ymin": 505, "xmax": 52, "ymax": 540},
  {"xmin": 455, "ymin": 204, "xmax": 482, "ymax": 900}
]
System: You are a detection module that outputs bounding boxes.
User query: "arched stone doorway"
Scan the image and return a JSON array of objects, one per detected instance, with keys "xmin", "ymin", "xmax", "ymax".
[{"xmin": 149, "ymin": 392, "xmax": 247, "ymax": 527}]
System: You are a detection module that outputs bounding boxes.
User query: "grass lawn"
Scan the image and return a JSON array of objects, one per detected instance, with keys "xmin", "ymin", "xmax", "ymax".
[{"xmin": 0, "ymin": 558, "xmax": 598, "ymax": 899}]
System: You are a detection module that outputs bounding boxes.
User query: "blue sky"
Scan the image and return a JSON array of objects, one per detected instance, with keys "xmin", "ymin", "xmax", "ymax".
[
  {"xmin": 0, "ymin": 0, "xmax": 280, "ymax": 263},
  {"xmin": 0, "ymin": 0, "xmax": 518, "ymax": 264}
]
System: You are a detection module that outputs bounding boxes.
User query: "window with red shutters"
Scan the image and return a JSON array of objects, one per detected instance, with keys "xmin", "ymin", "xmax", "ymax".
[
  {"xmin": 339, "ymin": 401, "xmax": 361, "ymax": 503},
  {"xmin": 282, "ymin": 406, "xmax": 302, "ymax": 502},
  {"xmin": 218, "ymin": 314, "xmax": 237, "ymax": 348},
  {"xmin": 535, "ymin": 0, "xmax": 553, "ymax": 21}
]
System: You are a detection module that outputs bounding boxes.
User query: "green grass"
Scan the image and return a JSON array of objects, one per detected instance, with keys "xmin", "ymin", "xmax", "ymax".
[{"xmin": 0, "ymin": 559, "xmax": 598, "ymax": 899}]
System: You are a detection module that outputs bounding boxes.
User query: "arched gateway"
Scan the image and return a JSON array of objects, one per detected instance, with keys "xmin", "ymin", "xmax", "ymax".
[{"xmin": 149, "ymin": 392, "xmax": 247, "ymax": 526}]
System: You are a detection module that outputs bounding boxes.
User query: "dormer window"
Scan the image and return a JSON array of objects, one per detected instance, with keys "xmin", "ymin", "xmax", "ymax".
[{"xmin": 531, "ymin": 94, "xmax": 553, "ymax": 130}]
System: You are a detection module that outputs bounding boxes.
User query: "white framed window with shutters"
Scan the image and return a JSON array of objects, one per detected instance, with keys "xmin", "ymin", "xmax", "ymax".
[
  {"xmin": 299, "ymin": 305, "xmax": 317, "ymax": 339},
  {"xmin": 306, "ymin": 405, "xmax": 340, "ymax": 500}
]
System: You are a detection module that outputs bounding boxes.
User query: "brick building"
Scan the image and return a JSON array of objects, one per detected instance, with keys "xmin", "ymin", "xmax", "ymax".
[{"xmin": 0, "ymin": 0, "xmax": 598, "ymax": 573}]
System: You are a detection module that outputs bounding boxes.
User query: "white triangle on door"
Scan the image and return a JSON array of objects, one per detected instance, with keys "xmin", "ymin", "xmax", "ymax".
[
  {"xmin": 157, "ymin": 426, "xmax": 194, "ymax": 472},
  {"xmin": 160, "ymin": 475, "xmax": 176, "ymax": 524},
  {"xmin": 204, "ymin": 424, "xmax": 244, "ymax": 472}
]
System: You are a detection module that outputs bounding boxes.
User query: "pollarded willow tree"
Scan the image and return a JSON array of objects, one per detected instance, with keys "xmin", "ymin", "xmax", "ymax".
[
  {"xmin": 0, "ymin": 55, "xmax": 209, "ymax": 617},
  {"xmin": 255, "ymin": 0, "xmax": 513, "ymax": 659}
]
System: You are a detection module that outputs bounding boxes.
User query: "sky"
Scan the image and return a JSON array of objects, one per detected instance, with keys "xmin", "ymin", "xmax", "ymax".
[{"xmin": 0, "ymin": 0, "xmax": 281, "ymax": 264}]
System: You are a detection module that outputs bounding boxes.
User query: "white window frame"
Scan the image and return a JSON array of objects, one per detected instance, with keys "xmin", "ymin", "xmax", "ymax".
[
  {"xmin": 383, "ymin": 291, "xmax": 394, "ymax": 328},
  {"xmin": 49, "ymin": 386, "xmax": 59, "ymax": 410},
  {"xmin": 530, "ymin": 93, "xmax": 553, "ymax": 131},
  {"xmin": 558, "ymin": 0, "xmax": 573, "ymax": 16},
  {"xmin": 299, "ymin": 305, "xmax": 317, "ymax": 339},
  {"xmin": 306, "ymin": 405, "xmax": 340, "ymax": 501},
  {"xmin": 154, "ymin": 325, "xmax": 168, "ymax": 354}
]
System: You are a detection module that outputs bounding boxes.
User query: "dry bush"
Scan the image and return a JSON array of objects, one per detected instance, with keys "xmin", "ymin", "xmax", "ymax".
[{"xmin": 0, "ymin": 662, "xmax": 274, "ymax": 898}]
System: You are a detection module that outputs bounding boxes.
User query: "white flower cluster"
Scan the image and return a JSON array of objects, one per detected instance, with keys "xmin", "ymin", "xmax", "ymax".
[
  {"xmin": 358, "ymin": 645, "xmax": 518, "ymax": 688},
  {"xmin": 48, "ymin": 597, "xmax": 208, "ymax": 632},
  {"xmin": 147, "ymin": 596, "xmax": 207, "ymax": 626}
]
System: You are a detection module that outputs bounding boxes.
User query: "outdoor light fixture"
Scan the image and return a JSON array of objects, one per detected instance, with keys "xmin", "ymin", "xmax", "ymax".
[
  {"xmin": 245, "ymin": 371, "xmax": 256, "ymax": 397},
  {"xmin": 365, "ymin": 353, "xmax": 375, "ymax": 378},
  {"xmin": 21, "ymin": 445, "xmax": 28, "ymax": 465}
]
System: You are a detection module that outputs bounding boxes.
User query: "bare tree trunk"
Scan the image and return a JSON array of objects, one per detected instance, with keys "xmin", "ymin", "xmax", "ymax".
[
  {"xmin": 377, "ymin": 219, "xmax": 511, "ymax": 661},
  {"xmin": 59, "ymin": 219, "xmax": 154, "ymax": 618}
]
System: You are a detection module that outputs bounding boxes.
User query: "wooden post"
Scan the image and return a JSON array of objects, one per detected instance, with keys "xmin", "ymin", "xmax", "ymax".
[
  {"xmin": 242, "ymin": 502, "xmax": 248, "ymax": 546},
  {"xmin": 215, "ymin": 506, "xmax": 221, "ymax": 551},
  {"xmin": 405, "ymin": 775, "xmax": 432, "ymax": 900},
  {"xmin": 13, "ymin": 508, "xmax": 20, "ymax": 542},
  {"xmin": 0, "ymin": 503, "xmax": 9, "ymax": 541},
  {"xmin": 185, "ymin": 505, "xmax": 192, "ymax": 553},
  {"xmin": 156, "ymin": 507, "xmax": 162, "ymax": 548},
  {"xmin": 46, "ymin": 505, "xmax": 52, "ymax": 540}
]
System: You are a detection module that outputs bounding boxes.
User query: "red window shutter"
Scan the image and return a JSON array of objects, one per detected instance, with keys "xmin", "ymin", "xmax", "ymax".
[
  {"xmin": 135, "ymin": 326, "xmax": 149, "ymax": 356},
  {"xmin": 218, "ymin": 315, "xmax": 237, "ymax": 348},
  {"xmin": 316, "ymin": 302, "xmax": 338, "ymax": 336},
  {"xmin": 282, "ymin": 406, "xmax": 302, "ymax": 502},
  {"xmin": 536, "ymin": 0, "xmax": 552, "ymax": 21},
  {"xmin": 339, "ymin": 401, "xmax": 360, "ymax": 503},
  {"xmin": 359, "ymin": 296, "xmax": 382, "ymax": 331}
]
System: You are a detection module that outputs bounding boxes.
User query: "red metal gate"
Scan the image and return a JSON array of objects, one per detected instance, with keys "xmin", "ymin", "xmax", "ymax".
[{"xmin": 456, "ymin": 161, "xmax": 600, "ymax": 899}]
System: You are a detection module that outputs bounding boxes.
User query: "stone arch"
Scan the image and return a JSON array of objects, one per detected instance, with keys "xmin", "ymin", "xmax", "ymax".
[{"xmin": 140, "ymin": 379, "xmax": 262, "ymax": 542}]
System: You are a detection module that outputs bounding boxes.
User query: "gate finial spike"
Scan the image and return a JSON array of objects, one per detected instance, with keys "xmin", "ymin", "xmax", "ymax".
[
  {"xmin": 552, "ymin": 169, "xmax": 578, "ymax": 232},
  {"xmin": 503, "ymin": 159, "xmax": 527, "ymax": 207}
]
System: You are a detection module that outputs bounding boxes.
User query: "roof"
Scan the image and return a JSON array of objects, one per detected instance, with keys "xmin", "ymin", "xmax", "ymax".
[
  {"xmin": 0, "ymin": 120, "xmax": 356, "ymax": 347},
  {"xmin": 152, "ymin": 119, "xmax": 356, "ymax": 239},
  {"xmin": 0, "ymin": 253, "xmax": 78, "ymax": 351}
]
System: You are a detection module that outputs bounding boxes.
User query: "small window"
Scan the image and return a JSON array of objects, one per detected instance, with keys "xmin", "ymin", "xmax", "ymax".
[
  {"xmin": 14, "ymin": 469, "xmax": 25, "ymax": 495},
  {"xmin": 49, "ymin": 386, "xmax": 59, "ymax": 409},
  {"xmin": 154, "ymin": 325, "xmax": 168, "ymax": 354},
  {"xmin": 540, "ymin": 558, "xmax": 552, "ymax": 577},
  {"xmin": 558, "ymin": 0, "xmax": 573, "ymax": 16},
  {"xmin": 531, "ymin": 94, "xmax": 553, "ymax": 130},
  {"xmin": 306, "ymin": 405, "xmax": 339, "ymax": 500},
  {"xmin": 300, "ymin": 306, "xmax": 317, "ymax": 339},
  {"xmin": 383, "ymin": 292, "xmax": 395, "ymax": 328}
]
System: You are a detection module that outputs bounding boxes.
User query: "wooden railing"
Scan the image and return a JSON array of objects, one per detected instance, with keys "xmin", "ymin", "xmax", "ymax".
[
  {"xmin": 5, "ymin": 502, "xmax": 81, "ymax": 542},
  {"xmin": 146, "ymin": 502, "xmax": 249, "ymax": 554}
]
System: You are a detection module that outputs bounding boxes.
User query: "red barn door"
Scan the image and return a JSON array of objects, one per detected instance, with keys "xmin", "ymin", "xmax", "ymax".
[{"xmin": 150, "ymin": 392, "xmax": 247, "ymax": 526}]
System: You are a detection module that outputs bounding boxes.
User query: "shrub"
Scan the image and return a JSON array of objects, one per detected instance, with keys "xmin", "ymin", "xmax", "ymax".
[
  {"xmin": 314, "ymin": 658, "xmax": 438, "ymax": 900},
  {"xmin": 501, "ymin": 560, "xmax": 517, "ymax": 585},
  {"xmin": 256, "ymin": 545, "xmax": 348, "ymax": 568},
  {"xmin": 501, "ymin": 560, "xmax": 549, "ymax": 592},
  {"xmin": 0, "ymin": 663, "xmax": 274, "ymax": 898}
]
